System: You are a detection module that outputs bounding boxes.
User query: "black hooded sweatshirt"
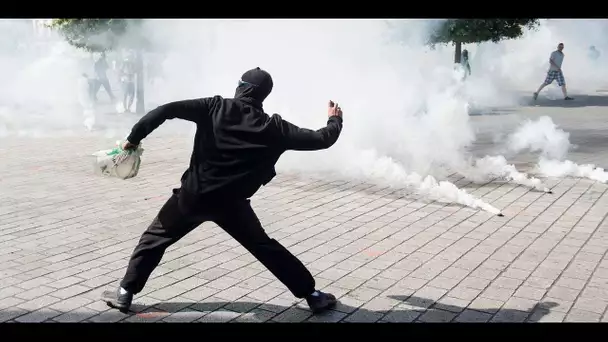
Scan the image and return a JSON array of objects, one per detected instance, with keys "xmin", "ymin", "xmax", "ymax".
[{"xmin": 126, "ymin": 67, "xmax": 343, "ymax": 201}]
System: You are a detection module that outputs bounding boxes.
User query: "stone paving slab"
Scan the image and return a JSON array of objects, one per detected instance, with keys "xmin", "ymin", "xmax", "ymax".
[{"xmin": 2, "ymin": 98, "xmax": 608, "ymax": 323}]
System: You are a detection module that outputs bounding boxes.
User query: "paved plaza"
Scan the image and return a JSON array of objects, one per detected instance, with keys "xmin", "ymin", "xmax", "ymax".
[{"xmin": 2, "ymin": 94, "xmax": 608, "ymax": 323}]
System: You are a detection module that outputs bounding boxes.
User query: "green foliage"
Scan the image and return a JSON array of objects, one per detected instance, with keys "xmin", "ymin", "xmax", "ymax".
[
  {"xmin": 48, "ymin": 19, "xmax": 148, "ymax": 52},
  {"xmin": 429, "ymin": 19, "xmax": 540, "ymax": 46},
  {"xmin": 48, "ymin": 19, "xmax": 126, "ymax": 52}
]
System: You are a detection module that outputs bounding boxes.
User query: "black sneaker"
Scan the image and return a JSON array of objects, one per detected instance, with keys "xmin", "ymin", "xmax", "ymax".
[
  {"xmin": 306, "ymin": 291, "xmax": 337, "ymax": 314},
  {"xmin": 102, "ymin": 287, "xmax": 133, "ymax": 313},
  {"xmin": 533, "ymin": 92, "xmax": 538, "ymax": 100},
  {"xmin": 564, "ymin": 96, "xmax": 574, "ymax": 100}
]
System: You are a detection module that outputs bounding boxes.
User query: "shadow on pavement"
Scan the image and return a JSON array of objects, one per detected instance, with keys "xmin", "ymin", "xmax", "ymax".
[
  {"xmin": 4, "ymin": 294, "xmax": 559, "ymax": 323},
  {"xmin": 523, "ymin": 94, "xmax": 608, "ymax": 108}
]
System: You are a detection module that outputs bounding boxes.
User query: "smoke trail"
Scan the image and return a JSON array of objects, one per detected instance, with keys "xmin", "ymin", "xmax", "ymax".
[
  {"xmin": 506, "ymin": 116, "xmax": 571, "ymax": 161},
  {"xmin": 538, "ymin": 159, "xmax": 608, "ymax": 183},
  {"xmin": 346, "ymin": 148, "xmax": 502, "ymax": 214},
  {"xmin": 454, "ymin": 155, "xmax": 551, "ymax": 192},
  {"xmin": 505, "ymin": 116, "xmax": 608, "ymax": 183},
  {"xmin": 538, "ymin": 157, "xmax": 608, "ymax": 184}
]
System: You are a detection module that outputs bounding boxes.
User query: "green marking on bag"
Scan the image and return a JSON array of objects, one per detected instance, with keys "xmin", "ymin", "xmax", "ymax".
[{"xmin": 106, "ymin": 147, "xmax": 122, "ymax": 156}]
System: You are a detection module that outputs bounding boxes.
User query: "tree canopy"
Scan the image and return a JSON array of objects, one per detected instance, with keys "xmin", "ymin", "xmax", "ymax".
[
  {"xmin": 428, "ymin": 19, "xmax": 540, "ymax": 64},
  {"xmin": 47, "ymin": 19, "xmax": 149, "ymax": 52},
  {"xmin": 429, "ymin": 19, "xmax": 540, "ymax": 46}
]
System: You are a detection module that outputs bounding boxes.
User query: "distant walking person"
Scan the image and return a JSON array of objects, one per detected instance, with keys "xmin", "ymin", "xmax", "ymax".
[
  {"xmin": 589, "ymin": 45, "xmax": 600, "ymax": 61},
  {"xmin": 461, "ymin": 49, "xmax": 471, "ymax": 79},
  {"xmin": 120, "ymin": 56, "xmax": 136, "ymax": 112},
  {"xmin": 93, "ymin": 52, "xmax": 115, "ymax": 102},
  {"xmin": 533, "ymin": 43, "xmax": 574, "ymax": 101}
]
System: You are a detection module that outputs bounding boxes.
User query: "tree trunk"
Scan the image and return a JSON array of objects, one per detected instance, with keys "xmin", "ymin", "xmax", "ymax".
[
  {"xmin": 454, "ymin": 41, "xmax": 462, "ymax": 64},
  {"xmin": 135, "ymin": 49, "xmax": 145, "ymax": 114}
]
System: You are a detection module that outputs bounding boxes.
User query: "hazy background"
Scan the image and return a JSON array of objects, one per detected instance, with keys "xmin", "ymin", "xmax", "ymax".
[{"xmin": 1, "ymin": 19, "xmax": 606, "ymax": 187}]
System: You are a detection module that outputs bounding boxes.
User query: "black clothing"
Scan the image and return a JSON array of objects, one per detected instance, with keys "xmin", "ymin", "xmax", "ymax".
[
  {"xmin": 120, "ymin": 189, "xmax": 316, "ymax": 298},
  {"xmin": 103, "ymin": 288, "xmax": 133, "ymax": 313},
  {"xmin": 306, "ymin": 291, "xmax": 337, "ymax": 313},
  {"xmin": 119, "ymin": 67, "xmax": 342, "ymax": 303},
  {"xmin": 93, "ymin": 57, "xmax": 114, "ymax": 100},
  {"xmin": 93, "ymin": 77, "xmax": 115, "ymax": 101},
  {"xmin": 126, "ymin": 68, "xmax": 343, "ymax": 200}
]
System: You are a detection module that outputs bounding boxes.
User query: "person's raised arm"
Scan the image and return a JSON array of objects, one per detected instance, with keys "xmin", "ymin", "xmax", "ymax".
[
  {"xmin": 272, "ymin": 100, "xmax": 343, "ymax": 151},
  {"xmin": 125, "ymin": 98, "xmax": 211, "ymax": 148}
]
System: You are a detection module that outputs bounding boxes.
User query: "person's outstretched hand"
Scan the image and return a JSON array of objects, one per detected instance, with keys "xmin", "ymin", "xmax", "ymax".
[
  {"xmin": 328, "ymin": 100, "xmax": 343, "ymax": 119},
  {"xmin": 123, "ymin": 141, "xmax": 138, "ymax": 151}
]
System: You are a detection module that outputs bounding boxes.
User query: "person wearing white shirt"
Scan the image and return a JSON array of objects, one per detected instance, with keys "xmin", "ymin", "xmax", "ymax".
[{"xmin": 533, "ymin": 43, "xmax": 574, "ymax": 101}]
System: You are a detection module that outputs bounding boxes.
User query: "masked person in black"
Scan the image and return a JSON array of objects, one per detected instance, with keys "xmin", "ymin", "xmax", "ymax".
[{"xmin": 103, "ymin": 67, "xmax": 343, "ymax": 315}]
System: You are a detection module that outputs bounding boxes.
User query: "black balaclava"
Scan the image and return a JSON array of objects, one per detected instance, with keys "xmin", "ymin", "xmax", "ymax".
[{"xmin": 234, "ymin": 67, "xmax": 273, "ymax": 109}]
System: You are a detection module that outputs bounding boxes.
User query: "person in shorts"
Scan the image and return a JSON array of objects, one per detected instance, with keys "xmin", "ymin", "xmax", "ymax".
[{"xmin": 533, "ymin": 43, "xmax": 574, "ymax": 101}]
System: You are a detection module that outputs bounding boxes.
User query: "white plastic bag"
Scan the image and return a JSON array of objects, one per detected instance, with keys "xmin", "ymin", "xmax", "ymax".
[{"xmin": 92, "ymin": 140, "xmax": 144, "ymax": 180}]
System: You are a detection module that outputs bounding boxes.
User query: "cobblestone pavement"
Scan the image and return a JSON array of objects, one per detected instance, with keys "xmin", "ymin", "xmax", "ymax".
[{"xmin": 2, "ymin": 95, "xmax": 608, "ymax": 323}]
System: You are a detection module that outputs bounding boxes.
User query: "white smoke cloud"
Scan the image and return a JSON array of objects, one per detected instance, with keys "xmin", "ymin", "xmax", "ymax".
[
  {"xmin": 506, "ymin": 116, "xmax": 571, "ymax": 161},
  {"xmin": 504, "ymin": 116, "xmax": 608, "ymax": 184},
  {"xmin": 2, "ymin": 19, "xmax": 607, "ymax": 212}
]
